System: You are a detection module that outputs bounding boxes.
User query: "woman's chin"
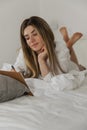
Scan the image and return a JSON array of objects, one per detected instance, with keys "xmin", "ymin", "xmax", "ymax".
[{"xmin": 32, "ymin": 48, "xmax": 40, "ymax": 54}]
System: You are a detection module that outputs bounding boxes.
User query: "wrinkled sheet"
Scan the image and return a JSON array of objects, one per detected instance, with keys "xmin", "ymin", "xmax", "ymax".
[
  {"xmin": 25, "ymin": 70, "xmax": 87, "ymax": 96},
  {"xmin": 0, "ymin": 90, "xmax": 87, "ymax": 130},
  {"xmin": 0, "ymin": 70, "xmax": 87, "ymax": 130}
]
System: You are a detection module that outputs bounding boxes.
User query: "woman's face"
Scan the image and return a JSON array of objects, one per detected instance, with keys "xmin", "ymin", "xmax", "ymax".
[{"xmin": 24, "ymin": 25, "xmax": 45, "ymax": 54}]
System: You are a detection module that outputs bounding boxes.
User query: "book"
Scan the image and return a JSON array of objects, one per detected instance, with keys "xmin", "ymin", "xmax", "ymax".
[{"xmin": 0, "ymin": 70, "xmax": 33, "ymax": 96}]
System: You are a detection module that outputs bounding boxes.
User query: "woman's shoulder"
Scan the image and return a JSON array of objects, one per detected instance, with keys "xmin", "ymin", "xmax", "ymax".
[
  {"xmin": 18, "ymin": 48, "xmax": 23, "ymax": 54},
  {"xmin": 16, "ymin": 48, "xmax": 24, "ymax": 58},
  {"xmin": 14, "ymin": 48, "xmax": 24, "ymax": 65},
  {"xmin": 14, "ymin": 48, "xmax": 27, "ymax": 72}
]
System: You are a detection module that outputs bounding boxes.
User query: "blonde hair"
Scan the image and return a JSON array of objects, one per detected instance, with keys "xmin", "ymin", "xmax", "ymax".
[{"xmin": 20, "ymin": 16, "xmax": 64, "ymax": 78}]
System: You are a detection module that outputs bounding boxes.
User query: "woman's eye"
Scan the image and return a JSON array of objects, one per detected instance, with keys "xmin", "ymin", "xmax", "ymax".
[
  {"xmin": 33, "ymin": 33, "xmax": 37, "ymax": 36},
  {"xmin": 25, "ymin": 37, "xmax": 29, "ymax": 40}
]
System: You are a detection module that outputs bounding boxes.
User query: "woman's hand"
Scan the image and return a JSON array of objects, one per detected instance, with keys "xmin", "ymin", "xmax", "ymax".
[
  {"xmin": 38, "ymin": 45, "xmax": 48, "ymax": 62},
  {"xmin": 37, "ymin": 46, "xmax": 50, "ymax": 77}
]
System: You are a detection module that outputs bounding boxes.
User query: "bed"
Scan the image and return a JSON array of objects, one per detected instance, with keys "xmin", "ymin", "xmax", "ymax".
[
  {"xmin": 0, "ymin": 25, "xmax": 87, "ymax": 130},
  {"xmin": 0, "ymin": 70, "xmax": 87, "ymax": 130}
]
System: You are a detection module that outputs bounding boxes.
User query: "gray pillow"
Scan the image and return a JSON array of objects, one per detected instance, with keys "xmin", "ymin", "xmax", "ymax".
[{"xmin": 0, "ymin": 74, "xmax": 30, "ymax": 102}]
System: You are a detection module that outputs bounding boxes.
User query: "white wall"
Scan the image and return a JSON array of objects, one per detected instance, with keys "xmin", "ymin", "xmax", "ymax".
[
  {"xmin": 0, "ymin": 0, "xmax": 40, "ymax": 67},
  {"xmin": 39, "ymin": 0, "xmax": 87, "ymax": 67},
  {"xmin": 0, "ymin": 0, "xmax": 87, "ymax": 67},
  {"xmin": 40, "ymin": 0, "xmax": 87, "ymax": 34}
]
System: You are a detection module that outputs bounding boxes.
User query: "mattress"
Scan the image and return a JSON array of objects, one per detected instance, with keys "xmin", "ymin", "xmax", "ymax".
[{"xmin": 0, "ymin": 71, "xmax": 87, "ymax": 130}]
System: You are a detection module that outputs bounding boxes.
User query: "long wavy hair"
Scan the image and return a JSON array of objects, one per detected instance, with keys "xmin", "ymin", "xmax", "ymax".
[{"xmin": 20, "ymin": 16, "xmax": 64, "ymax": 78}]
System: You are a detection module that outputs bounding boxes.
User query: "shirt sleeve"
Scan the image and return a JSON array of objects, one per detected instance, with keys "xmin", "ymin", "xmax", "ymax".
[
  {"xmin": 14, "ymin": 49, "xmax": 29, "ymax": 74},
  {"xmin": 42, "ymin": 72, "xmax": 53, "ymax": 81}
]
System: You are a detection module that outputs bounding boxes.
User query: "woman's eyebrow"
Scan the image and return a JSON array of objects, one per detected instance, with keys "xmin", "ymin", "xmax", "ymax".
[
  {"xmin": 31, "ymin": 29, "xmax": 36, "ymax": 33},
  {"xmin": 24, "ymin": 29, "xmax": 36, "ymax": 37},
  {"xmin": 24, "ymin": 34, "xmax": 28, "ymax": 38}
]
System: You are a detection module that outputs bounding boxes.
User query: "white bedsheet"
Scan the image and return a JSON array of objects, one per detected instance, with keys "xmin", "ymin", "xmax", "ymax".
[
  {"xmin": 0, "ymin": 69, "xmax": 87, "ymax": 130},
  {"xmin": 0, "ymin": 90, "xmax": 87, "ymax": 130}
]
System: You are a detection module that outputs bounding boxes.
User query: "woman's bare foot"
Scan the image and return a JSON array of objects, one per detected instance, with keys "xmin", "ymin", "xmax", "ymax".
[
  {"xmin": 67, "ymin": 32, "xmax": 83, "ymax": 48},
  {"xmin": 78, "ymin": 64, "xmax": 86, "ymax": 71},
  {"xmin": 59, "ymin": 27, "xmax": 69, "ymax": 42}
]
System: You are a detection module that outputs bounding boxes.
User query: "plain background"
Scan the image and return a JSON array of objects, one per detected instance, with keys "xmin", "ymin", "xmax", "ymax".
[{"xmin": 0, "ymin": 0, "xmax": 87, "ymax": 68}]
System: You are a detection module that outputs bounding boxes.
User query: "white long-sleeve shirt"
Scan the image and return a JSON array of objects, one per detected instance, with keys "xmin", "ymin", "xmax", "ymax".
[{"xmin": 14, "ymin": 40, "xmax": 79, "ymax": 81}]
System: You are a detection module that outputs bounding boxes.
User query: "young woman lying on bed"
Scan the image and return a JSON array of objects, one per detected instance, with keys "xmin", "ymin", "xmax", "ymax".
[{"xmin": 13, "ymin": 16, "xmax": 86, "ymax": 82}]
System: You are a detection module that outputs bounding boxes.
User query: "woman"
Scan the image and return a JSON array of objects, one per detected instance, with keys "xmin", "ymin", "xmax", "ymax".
[{"xmin": 14, "ymin": 16, "xmax": 80, "ymax": 81}]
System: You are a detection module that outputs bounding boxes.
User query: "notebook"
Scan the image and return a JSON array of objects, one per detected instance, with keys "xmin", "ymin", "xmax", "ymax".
[{"xmin": 0, "ymin": 70, "xmax": 33, "ymax": 96}]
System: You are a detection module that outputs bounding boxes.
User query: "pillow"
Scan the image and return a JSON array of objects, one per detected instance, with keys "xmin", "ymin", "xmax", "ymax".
[{"xmin": 0, "ymin": 74, "xmax": 30, "ymax": 102}]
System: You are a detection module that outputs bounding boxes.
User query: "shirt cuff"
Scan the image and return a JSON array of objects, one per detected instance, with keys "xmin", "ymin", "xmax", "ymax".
[{"xmin": 43, "ymin": 72, "xmax": 53, "ymax": 81}]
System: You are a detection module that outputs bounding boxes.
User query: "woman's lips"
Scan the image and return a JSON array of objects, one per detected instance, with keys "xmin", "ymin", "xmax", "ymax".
[{"xmin": 31, "ymin": 43, "xmax": 38, "ymax": 48}]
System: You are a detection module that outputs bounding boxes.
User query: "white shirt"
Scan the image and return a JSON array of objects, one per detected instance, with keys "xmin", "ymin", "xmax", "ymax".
[{"xmin": 14, "ymin": 40, "xmax": 79, "ymax": 81}]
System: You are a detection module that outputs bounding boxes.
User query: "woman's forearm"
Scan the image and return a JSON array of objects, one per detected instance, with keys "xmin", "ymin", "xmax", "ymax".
[{"xmin": 38, "ymin": 60, "xmax": 50, "ymax": 77}]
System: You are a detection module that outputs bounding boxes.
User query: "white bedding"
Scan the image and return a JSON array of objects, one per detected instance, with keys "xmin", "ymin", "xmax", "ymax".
[
  {"xmin": 0, "ymin": 70, "xmax": 87, "ymax": 130},
  {"xmin": 0, "ymin": 89, "xmax": 87, "ymax": 130}
]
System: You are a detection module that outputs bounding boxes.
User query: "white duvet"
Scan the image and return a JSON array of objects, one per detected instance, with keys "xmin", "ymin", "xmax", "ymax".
[
  {"xmin": 25, "ymin": 70, "xmax": 87, "ymax": 96},
  {"xmin": 0, "ymin": 70, "xmax": 87, "ymax": 130}
]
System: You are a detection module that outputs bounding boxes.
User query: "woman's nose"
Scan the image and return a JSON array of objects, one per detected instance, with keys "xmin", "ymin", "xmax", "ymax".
[{"xmin": 29, "ymin": 36, "xmax": 35, "ymax": 43}]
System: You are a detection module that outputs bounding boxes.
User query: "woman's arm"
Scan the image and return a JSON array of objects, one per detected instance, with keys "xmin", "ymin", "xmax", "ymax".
[{"xmin": 38, "ymin": 46, "xmax": 50, "ymax": 77}]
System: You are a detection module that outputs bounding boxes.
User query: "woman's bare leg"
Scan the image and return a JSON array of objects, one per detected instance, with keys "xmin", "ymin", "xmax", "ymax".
[
  {"xmin": 67, "ymin": 32, "xmax": 83, "ymax": 64},
  {"xmin": 59, "ymin": 27, "xmax": 69, "ymax": 42},
  {"xmin": 59, "ymin": 26, "xmax": 83, "ymax": 48},
  {"xmin": 67, "ymin": 32, "xmax": 83, "ymax": 48},
  {"xmin": 59, "ymin": 27, "xmax": 85, "ymax": 70},
  {"xmin": 70, "ymin": 48, "xmax": 79, "ymax": 65}
]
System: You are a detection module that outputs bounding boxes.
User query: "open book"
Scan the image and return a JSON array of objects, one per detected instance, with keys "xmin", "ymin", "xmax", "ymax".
[{"xmin": 0, "ymin": 70, "xmax": 33, "ymax": 96}]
